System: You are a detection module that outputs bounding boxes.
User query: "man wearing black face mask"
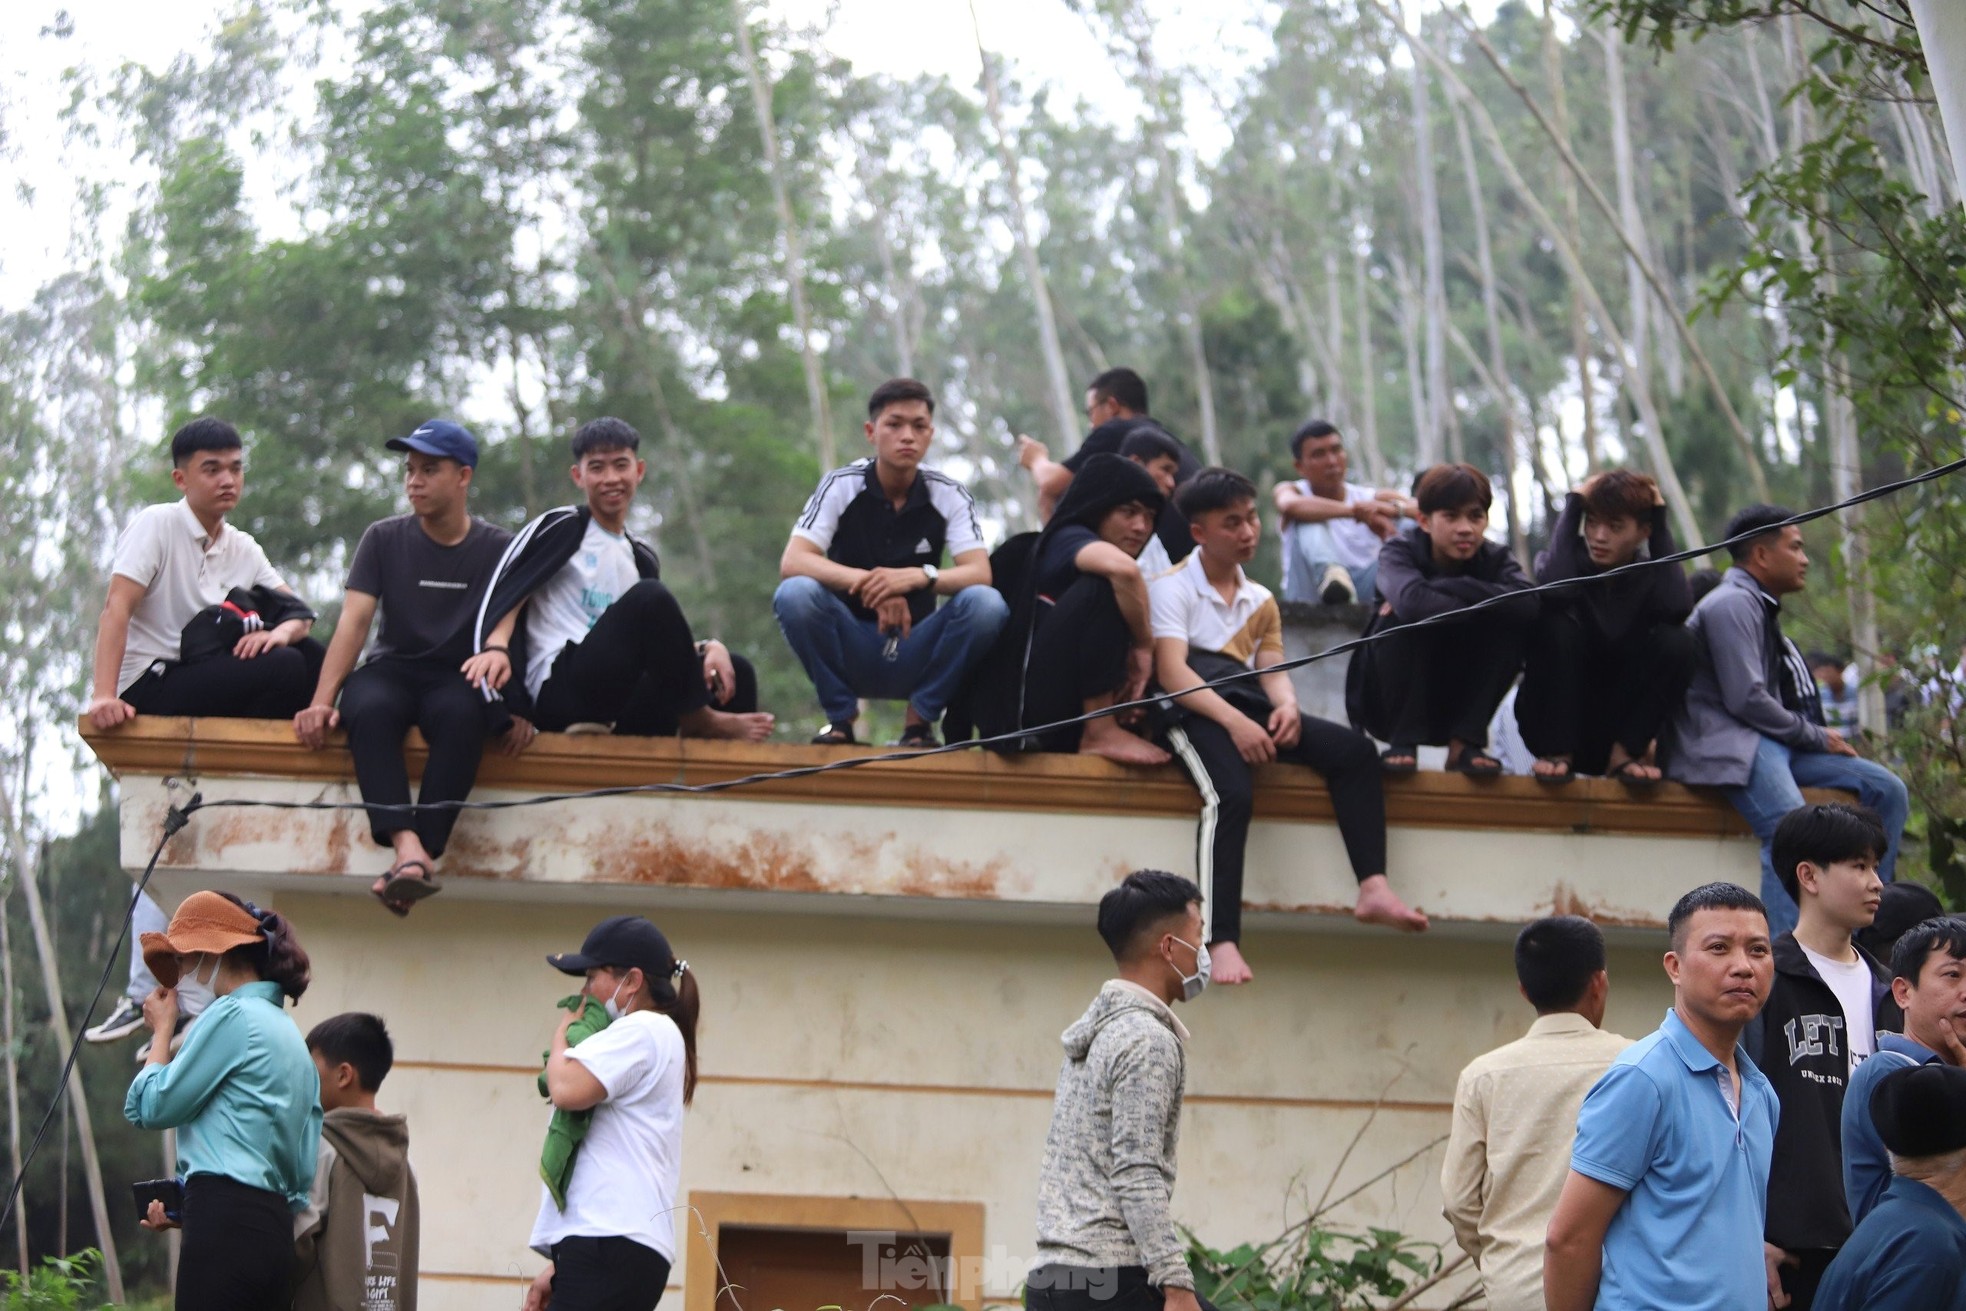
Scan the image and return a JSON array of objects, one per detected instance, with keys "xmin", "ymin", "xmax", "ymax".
[{"xmin": 1025, "ymin": 871, "xmax": 1215, "ymax": 1311}]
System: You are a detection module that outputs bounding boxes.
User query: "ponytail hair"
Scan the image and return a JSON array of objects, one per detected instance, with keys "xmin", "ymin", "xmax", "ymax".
[
  {"xmin": 647, "ymin": 963, "xmax": 699, "ymax": 1106},
  {"xmin": 216, "ymin": 893, "xmax": 313, "ymax": 1003}
]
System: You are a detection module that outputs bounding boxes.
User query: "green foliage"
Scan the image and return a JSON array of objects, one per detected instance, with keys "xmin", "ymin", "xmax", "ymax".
[
  {"xmin": 1186, "ymin": 1224, "xmax": 1440, "ymax": 1311},
  {"xmin": 0, "ymin": 1249, "xmax": 111, "ymax": 1310}
]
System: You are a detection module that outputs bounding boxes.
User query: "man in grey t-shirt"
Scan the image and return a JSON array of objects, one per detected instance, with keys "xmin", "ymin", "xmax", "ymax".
[{"xmin": 294, "ymin": 421, "xmax": 519, "ymax": 916}]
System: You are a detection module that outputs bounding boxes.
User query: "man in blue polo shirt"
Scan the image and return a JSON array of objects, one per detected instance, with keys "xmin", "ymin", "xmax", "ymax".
[{"xmin": 1544, "ymin": 882, "xmax": 1780, "ymax": 1311}]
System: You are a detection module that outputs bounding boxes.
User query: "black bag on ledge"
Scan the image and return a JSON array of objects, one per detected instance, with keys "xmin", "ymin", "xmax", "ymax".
[{"xmin": 177, "ymin": 586, "xmax": 317, "ymax": 664}]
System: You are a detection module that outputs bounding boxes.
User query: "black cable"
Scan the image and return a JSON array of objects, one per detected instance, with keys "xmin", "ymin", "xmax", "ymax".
[
  {"xmin": 0, "ymin": 796, "xmax": 197, "ymax": 1234},
  {"xmin": 7, "ymin": 453, "xmax": 1961, "ymax": 1227}
]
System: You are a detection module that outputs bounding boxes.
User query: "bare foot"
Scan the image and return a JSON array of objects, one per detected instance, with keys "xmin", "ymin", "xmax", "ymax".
[
  {"xmin": 1079, "ymin": 721, "xmax": 1171, "ymax": 766},
  {"xmin": 694, "ymin": 709, "xmax": 775, "ymax": 742},
  {"xmin": 1353, "ymin": 874, "xmax": 1429, "ymax": 933},
  {"xmin": 1207, "ymin": 940, "xmax": 1254, "ymax": 985}
]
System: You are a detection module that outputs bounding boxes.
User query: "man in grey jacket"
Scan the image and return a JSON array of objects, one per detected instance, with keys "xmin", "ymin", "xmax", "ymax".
[
  {"xmin": 1668, "ymin": 504, "xmax": 1907, "ymax": 935},
  {"xmin": 1027, "ymin": 870, "xmax": 1212, "ymax": 1311}
]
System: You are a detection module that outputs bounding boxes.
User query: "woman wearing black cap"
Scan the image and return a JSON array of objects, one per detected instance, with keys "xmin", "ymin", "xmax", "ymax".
[{"xmin": 525, "ymin": 915, "xmax": 699, "ymax": 1311}]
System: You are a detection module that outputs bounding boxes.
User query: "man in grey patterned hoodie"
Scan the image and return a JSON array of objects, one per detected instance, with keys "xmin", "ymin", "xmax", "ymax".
[{"xmin": 1026, "ymin": 870, "xmax": 1212, "ymax": 1311}]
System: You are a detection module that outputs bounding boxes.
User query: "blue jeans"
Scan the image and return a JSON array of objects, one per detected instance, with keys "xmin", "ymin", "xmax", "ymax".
[
  {"xmin": 128, "ymin": 887, "xmax": 169, "ymax": 1001},
  {"xmin": 1281, "ymin": 522, "xmax": 1379, "ymax": 604},
  {"xmin": 1727, "ymin": 735, "xmax": 1910, "ymax": 937},
  {"xmin": 772, "ymin": 576, "xmax": 1009, "ymax": 724}
]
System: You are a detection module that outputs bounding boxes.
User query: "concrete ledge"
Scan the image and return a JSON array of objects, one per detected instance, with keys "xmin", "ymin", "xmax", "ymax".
[{"xmin": 79, "ymin": 718, "xmax": 1831, "ymax": 935}]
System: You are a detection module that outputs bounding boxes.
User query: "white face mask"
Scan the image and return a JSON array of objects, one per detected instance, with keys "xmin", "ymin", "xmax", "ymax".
[
  {"xmin": 601, "ymin": 974, "xmax": 637, "ymax": 1021},
  {"xmin": 1167, "ymin": 936, "xmax": 1211, "ymax": 1002},
  {"xmin": 175, "ymin": 953, "xmax": 218, "ymax": 1017}
]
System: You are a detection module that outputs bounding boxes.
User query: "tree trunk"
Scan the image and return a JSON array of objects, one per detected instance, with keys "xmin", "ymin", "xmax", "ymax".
[
  {"xmin": 732, "ymin": 0, "xmax": 835, "ymax": 469},
  {"xmin": 1389, "ymin": 248, "xmax": 1431, "ymax": 475},
  {"xmin": 1324, "ymin": 247, "xmax": 1349, "ymax": 430},
  {"xmin": 1907, "ymin": 0, "xmax": 1966, "ymax": 207},
  {"xmin": 1605, "ymin": 30, "xmax": 1653, "ymax": 434},
  {"xmin": 1458, "ymin": 13, "xmax": 1773, "ymax": 501},
  {"xmin": 1354, "ymin": 241, "xmax": 1388, "ymax": 483},
  {"xmin": 971, "ymin": 5, "xmax": 1080, "ymax": 451},
  {"xmin": 1, "ymin": 892, "xmax": 25, "ymax": 1274},
  {"xmin": 1386, "ymin": 14, "xmax": 1703, "ymax": 546},
  {"xmin": 1409, "ymin": 38, "xmax": 1449, "ymax": 466},
  {"xmin": 1451, "ymin": 95, "xmax": 1528, "ymax": 560},
  {"xmin": 1541, "ymin": 0, "xmax": 1599, "ymax": 471},
  {"xmin": 0, "ymin": 773, "xmax": 122, "ymax": 1300}
]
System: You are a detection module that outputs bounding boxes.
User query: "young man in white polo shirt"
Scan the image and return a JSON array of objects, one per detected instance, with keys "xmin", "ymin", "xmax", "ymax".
[
  {"xmin": 86, "ymin": 417, "xmax": 322, "ymax": 730},
  {"xmin": 1150, "ymin": 468, "xmax": 1427, "ymax": 986},
  {"xmin": 83, "ymin": 416, "xmax": 323, "ymax": 1045}
]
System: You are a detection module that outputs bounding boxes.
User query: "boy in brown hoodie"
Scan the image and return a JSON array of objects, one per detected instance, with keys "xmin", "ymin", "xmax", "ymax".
[{"xmin": 294, "ymin": 1012, "xmax": 420, "ymax": 1311}]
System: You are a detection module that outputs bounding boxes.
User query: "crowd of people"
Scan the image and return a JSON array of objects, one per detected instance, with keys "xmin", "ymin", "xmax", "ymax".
[
  {"xmin": 121, "ymin": 891, "xmax": 695, "ymax": 1311},
  {"xmin": 83, "ymin": 365, "xmax": 1911, "ymax": 985}
]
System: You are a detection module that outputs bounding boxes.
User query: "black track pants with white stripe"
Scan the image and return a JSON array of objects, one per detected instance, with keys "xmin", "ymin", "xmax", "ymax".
[{"xmin": 1162, "ymin": 710, "xmax": 1387, "ymax": 944}]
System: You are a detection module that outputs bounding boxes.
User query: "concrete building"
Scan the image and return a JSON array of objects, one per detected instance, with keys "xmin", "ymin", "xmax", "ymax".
[{"xmin": 84, "ymin": 702, "xmax": 1793, "ymax": 1311}]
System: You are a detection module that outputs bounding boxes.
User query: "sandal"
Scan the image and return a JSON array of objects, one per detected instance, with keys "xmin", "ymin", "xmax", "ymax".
[
  {"xmin": 1608, "ymin": 758, "xmax": 1664, "ymax": 788},
  {"xmin": 1379, "ymin": 746, "xmax": 1420, "ymax": 776},
  {"xmin": 1447, "ymin": 749, "xmax": 1504, "ymax": 777},
  {"xmin": 894, "ymin": 723, "xmax": 941, "ymax": 750},
  {"xmin": 810, "ymin": 723, "xmax": 857, "ymax": 746},
  {"xmin": 1533, "ymin": 757, "xmax": 1576, "ymax": 785},
  {"xmin": 374, "ymin": 860, "xmax": 441, "ymax": 916}
]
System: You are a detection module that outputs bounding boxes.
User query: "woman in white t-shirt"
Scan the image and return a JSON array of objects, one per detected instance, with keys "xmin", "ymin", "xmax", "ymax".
[{"xmin": 525, "ymin": 916, "xmax": 699, "ymax": 1311}]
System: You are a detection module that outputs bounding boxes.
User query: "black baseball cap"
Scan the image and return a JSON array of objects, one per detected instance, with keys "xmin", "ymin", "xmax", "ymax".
[
  {"xmin": 1870, "ymin": 1063, "xmax": 1966, "ymax": 1158},
  {"xmin": 548, "ymin": 915, "xmax": 674, "ymax": 983},
  {"xmin": 386, "ymin": 419, "xmax": 479, "ymax": 469}
]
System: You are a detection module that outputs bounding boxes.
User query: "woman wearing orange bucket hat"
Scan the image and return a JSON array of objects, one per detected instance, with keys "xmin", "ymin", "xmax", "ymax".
[{"xmin": 122, "ymin": 891, "xmax": 322, "ymax": 1310}]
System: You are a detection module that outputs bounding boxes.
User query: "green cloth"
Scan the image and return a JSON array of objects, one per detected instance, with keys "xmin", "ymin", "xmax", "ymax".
[{"xmin": 538, "ymin": 994, "xmax": 611, "ymax": 1210}]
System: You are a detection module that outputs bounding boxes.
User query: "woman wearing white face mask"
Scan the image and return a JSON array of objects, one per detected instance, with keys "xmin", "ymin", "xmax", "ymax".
[
  {"xmin": 123, "ymin": 891, "xmax": 322, "ymax": 1310},
  {"xmin": 525, "ymin": 915, "xmax": 700, "ymax": 1311}
]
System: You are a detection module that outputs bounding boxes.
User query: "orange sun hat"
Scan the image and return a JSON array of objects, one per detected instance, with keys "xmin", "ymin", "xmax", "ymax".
[{"xmin": 139, "ymin": 891, "xmax": 265, "ymax": 988}]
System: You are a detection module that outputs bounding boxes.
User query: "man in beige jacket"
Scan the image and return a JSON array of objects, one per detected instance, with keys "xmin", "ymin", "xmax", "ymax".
[{"xmin": 1441, "ymin": 916, "xmax": 1631, "ymax": 1311}]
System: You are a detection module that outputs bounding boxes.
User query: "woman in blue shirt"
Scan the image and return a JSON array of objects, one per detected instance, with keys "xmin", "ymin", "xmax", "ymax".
[{"xmin": 124, "ymin": 890, "xmax": 321, "ymax": 1310}]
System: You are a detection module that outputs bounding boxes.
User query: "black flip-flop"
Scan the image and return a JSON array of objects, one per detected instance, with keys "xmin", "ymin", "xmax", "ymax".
[
  {"xmin": 1448, "ymin": 751, "xmax": 1504, "ymax": 777},
  {"xmin": 375, "ymin": 860, "xmax": 441, "ymax": 915},
  {"xmin": 894, "ymin": 723, "xmax": 941, "ymax": 749},
  {"xmin": 1608, "ymin": 758, "xmax": 1664, "ymax": 788},
  {"xmin": 1380, "ymin": 746, "xmax": 1420, "ymax": 775},
  {"xmin": 810, "ymin": 723, "xmax": 857, "ymax": 746},
  {"xmin": 1533, "ymin": 758, "xmax": 1577, "ymax": 785}
]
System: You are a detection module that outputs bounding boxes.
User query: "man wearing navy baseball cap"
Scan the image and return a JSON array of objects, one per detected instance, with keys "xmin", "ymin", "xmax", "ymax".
[{"xmin": 295, "ymin": 419, "xmax": 527, "ymax": 916}]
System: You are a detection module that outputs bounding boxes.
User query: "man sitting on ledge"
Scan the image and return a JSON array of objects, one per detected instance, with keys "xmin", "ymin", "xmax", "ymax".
[
  {"xmin": 294, "ymin": 420, "xmax": 520, "ymax": 917},
  {"xmin": 774, "ymin": 378, "xmax": 1006, "ymax": 748},
  {"xmin": 475, "ymin": 417, "xmax": 772, "ymax": 742},
  {"xmin": 1668, "ymin": 503, "xmax": 1908, "ymax": 938}
]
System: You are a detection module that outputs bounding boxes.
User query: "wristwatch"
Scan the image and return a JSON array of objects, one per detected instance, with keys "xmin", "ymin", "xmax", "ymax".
[{"xmin": 920, "ymin": 563, "xmax": 940, "ymax": 588}]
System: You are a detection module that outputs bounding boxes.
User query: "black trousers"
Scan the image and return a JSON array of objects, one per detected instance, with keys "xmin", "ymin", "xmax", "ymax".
[
  {"xmin": 1024, "ymin": 575, "xmax": 1132, "ymax": 752},
  {"xmin": 549, "ymin": 1235, "xmax": 671, "ymax": 1311},
  {"xmin": 1163, "ymin": 708, "xmax": 1388, "ymax": 945},
  {"xmin": 1352, "ymin": 614, "xmax": 1528, "ymax": 748},
  {"xmin": 1026, "ymin": 1264, "xmax": 1220, "ymax": 1311},
  {"xmin": 123, "ymin": 638, "xmax": 325, "ymax": 720},
  {"xmin": 1515, "ymin": 611, "xmax": 1696, "ymax": 774},
  {"xmin": 175, "ymin": 1174, "xmax": 294, "ymax": 1311},
  {"xmin": 534, "ymin": 581, "xmax": 755, "ymax": 734},
  {"xmin": 339, "ymin": 657, "xmax": 489, "ymax": 857},
  {"xmin": 1778, "ymin": 1247, "xmax": 1836, "ymax": 1311}
]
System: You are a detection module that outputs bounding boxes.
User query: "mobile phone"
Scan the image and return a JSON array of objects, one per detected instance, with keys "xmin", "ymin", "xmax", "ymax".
[{"xmin": 131, "ymin": 1178, "xmax": 183, "ymax": 1224}]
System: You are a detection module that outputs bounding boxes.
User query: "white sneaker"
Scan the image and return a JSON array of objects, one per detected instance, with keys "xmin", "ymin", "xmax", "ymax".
[
  {"xmin": 85, "ymin": 996, "xmax": 145, "ymax": 1044},
  {"xmin": 1317, "ymin": 564, "xmax": 1358, "ymax": 606},
  {"xmin": 563, "ymin": 722, "xmax": 614, "ymax": 736}
]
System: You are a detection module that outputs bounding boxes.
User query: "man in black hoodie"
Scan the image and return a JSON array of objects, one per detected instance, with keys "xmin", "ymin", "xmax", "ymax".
[
  {"xmin": 1743, "ymin": 803, "xmax": 1901, "ymax": 1311},
  {"xmin": 1514, "ymin": 470, "xmax": 1694, "ymax": 783},
  {"xmin": 476, "ymin": 418, "xmax": 772, "ymax": 741},
  {"xmin": 1346, "ymin": 463, "xmax": 1538, "ymax": 775},
  {"xmin": 968, "ymin": 454, "xmax": 1170, "ymax": 764}
]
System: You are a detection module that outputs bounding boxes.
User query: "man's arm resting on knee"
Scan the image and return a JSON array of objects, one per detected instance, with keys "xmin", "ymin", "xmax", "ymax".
[
  {"xmin": 1543, "ymin": 1170, "xmax": 1625, "ymax": 1311},
  {"xmin": 1273, "ymin": 482, "xmax": 1370, "ymax": 526},
  {"xmin": 780, "ymin": 536, "xmax": 868, "ymax": 595},
  {"xmin": 86, "ymin": 576, "xmax": 146, "ymax": 729},
  {"xmin": 294, "ymin": 591, "xmax": 376, "ymax": 749},
  {"xmin": 1073, "ymin": 542, "xmax": 1152, "ymax": 647},
  {"xmin": 937, "ymin": 547, "xmax": 991, "ymax": 593}
]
